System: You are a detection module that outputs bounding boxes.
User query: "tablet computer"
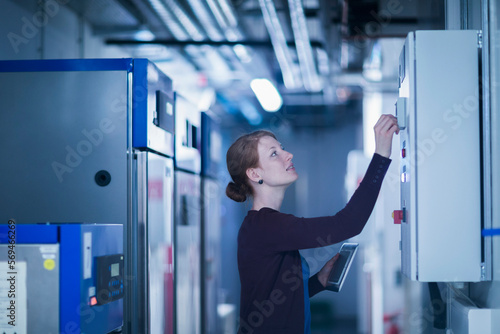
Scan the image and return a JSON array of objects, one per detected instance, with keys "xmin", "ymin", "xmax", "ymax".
[{"xmin": 326, "ymin": 243, "xmax": 359, "ymax": 292}]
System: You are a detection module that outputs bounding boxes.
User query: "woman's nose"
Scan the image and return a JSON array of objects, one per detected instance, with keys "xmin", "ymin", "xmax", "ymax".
[{"xmin": 286, "ymin": 151, "xmax": 293, "ymax": 160}]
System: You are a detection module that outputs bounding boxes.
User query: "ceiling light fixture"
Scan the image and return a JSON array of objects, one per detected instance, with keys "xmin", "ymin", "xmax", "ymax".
[
  {"xmin": 134, "ymin": 29, "xmax": 155, "ymax": 41},
  {"xmin": 250, "ymin": 78, "xmax": 283, "ymax": 112}
]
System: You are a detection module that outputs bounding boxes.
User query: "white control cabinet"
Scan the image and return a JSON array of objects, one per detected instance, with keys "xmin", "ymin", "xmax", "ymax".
[{"xmin": 397, "ymin": 30, "xmax": 482, "ymax": 282}]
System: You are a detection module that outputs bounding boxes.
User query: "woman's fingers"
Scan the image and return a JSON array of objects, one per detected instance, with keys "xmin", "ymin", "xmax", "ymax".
[
  {"xmin": 374, "ymin": 114, "xmax": 400, "ymax": 158},
  {"xmin": 374, "ymin": 114, "xmax": 398, "ymax": 134},
  {"xmin": 318, "ymin": 253, "xmax": 341, "ymax": 287}
]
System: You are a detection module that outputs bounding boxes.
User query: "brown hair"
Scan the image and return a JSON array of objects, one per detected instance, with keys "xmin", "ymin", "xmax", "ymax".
[{"xmin": 226, "ymin": 130, "xmax": 277, "ymax": 202}]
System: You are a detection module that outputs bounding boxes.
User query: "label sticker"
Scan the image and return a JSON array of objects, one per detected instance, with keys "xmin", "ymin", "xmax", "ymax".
[
  {"xmin": 43, "ymin": 259, "xmax": 56, "ymax": 271},
  {"xmin": 83, "ymin": 232, "xmax": 92, "ymax": 279}
]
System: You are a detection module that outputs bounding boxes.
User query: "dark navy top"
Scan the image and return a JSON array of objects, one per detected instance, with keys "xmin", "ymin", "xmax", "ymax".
[{"xmin": 236, "ymin": 154, "xmax": 391, "ymax": 334}]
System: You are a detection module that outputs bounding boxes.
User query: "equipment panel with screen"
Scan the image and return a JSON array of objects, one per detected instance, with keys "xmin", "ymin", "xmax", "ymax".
[{"xmin": 95, "ymin": 254, "xmax": 124, "ymax": 305}]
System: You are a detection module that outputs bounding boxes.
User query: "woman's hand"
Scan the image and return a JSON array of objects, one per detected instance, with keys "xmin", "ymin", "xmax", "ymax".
[
  {"xmin": 317, "ymin": 253, "xmax": 340, "ymax": 287},
  {"xmin": 374, "ymin": 114, "xmax": 399, "ymax": 158}
]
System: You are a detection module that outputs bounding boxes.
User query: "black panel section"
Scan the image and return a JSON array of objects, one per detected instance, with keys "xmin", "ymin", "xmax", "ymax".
[{"xmin": 95, "ymin": 254, "xmax": 124, "ymax": 305}]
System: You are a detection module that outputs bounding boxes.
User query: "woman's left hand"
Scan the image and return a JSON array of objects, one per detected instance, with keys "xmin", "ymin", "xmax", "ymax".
[{"xmin": 317, "ymin": 253, "xmax": 340, "ymax": 287}]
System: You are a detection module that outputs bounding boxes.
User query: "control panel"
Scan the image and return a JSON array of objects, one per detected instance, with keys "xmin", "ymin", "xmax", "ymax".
[
  {"xmin": 396, "ymin": 30, "xmax": 482, "ymax": 282},
  {"xmin": 94, "ymin": 254, "xmax": 124, "ymax": 305}
]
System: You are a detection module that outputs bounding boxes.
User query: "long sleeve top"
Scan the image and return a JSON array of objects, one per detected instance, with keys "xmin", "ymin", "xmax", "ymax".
[{"xmin": 237, "ymin": 153, "xmax": 391, "ymax": 334}]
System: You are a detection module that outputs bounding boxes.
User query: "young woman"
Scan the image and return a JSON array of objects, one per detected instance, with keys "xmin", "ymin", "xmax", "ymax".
[{"xmin": 226, "ymin": 114, "xmax": 399, "ymax": 334}]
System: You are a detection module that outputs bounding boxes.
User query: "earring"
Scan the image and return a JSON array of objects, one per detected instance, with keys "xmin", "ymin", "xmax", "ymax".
[{"xmin": 258, "ymin": 179, "xmax": 263, "ymax": 184}]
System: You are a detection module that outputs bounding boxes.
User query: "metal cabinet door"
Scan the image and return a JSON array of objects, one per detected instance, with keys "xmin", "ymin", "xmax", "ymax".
[
  {"xmin": 147, "ymin": 153, "xmax": 175, "ymax": 334},
  {"xmin": 201, "ymin": 177, "xmax": 222, "ymax": 334},
  {"xmin": 175, "ymin": 170, "xmax": 201, "ymax": 334},
  {"xmin": 131, "ymin": 152, "xmax": 175, "ymax": 334}
]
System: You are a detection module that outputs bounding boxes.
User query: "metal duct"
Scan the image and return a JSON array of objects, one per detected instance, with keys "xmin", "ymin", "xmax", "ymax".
[
  {"xmin": 258, "ymin": 0, "xmax": 302, "ymax": 89},
  {"xmin": 288, "ymin": 0, "xmax": 323, "ymax": 92}
]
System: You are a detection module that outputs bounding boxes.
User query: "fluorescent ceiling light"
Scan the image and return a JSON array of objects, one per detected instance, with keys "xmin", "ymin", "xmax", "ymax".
[
  {"xmin": 233, "ymin": 44, "xmax": 252, "ymax": 63},
  {"xmin": 134, "ymin": 29, "xmax": 155, "ymax": 41},
  {"xmin": 250, "ymin": 78, "xmax": 283, "ymax": 112}
]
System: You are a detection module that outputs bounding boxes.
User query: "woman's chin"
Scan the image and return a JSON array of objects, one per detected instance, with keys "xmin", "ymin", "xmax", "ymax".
[{"xmin": 288, "ymin": 174, "xmax": 299, "ymax": 185}]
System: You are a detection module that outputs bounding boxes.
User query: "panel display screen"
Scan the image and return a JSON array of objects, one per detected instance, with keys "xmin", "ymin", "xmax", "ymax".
[{"xmin": 326, "ymin": 243, "xmax": 358, "ymax": 292}]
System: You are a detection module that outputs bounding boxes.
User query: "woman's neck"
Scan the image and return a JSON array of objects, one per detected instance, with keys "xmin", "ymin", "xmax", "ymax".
[{"xmin": 251, "ymin": 188, "xmax": 285, "ymax": 212}]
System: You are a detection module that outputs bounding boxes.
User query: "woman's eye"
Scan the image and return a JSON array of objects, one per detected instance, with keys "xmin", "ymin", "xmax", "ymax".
[{"xmin": 271, "ymin": 151, "xmax": 277, "ymax": 157}]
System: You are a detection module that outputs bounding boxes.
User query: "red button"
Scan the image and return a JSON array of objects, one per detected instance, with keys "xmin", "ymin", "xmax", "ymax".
[
  {"xmin": 392, "ymin": 210, "xmax": 403, "ymax": 224},
  {"xmin": 402, "ymin": 148, "xmax": 406, "ymax": 158}
]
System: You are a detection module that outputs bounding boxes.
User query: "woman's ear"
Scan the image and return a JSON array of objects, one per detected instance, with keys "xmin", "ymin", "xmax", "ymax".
[{"xmin": 246, "ymin": 168, "xmax": 261, "ymax": 184}]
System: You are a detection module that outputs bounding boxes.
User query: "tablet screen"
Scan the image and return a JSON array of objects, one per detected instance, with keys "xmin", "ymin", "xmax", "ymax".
[{"xmin": 326, "ymin": 243, "xmax": 358, "ymax": 292}]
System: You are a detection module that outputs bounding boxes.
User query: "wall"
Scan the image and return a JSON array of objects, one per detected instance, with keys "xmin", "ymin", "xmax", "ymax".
[{"xmin": 1, "ymin": 0, "xmax": 128, "ymax": 60}]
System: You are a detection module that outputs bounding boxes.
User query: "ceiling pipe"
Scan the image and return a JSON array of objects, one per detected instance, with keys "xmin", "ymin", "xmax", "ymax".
[
  {"xmin": 185, "ymin": 0, "xmax": 224, "ymax": 41},
  {"xmin": 216, "ymin": 0, "xmax": 239, "ymax": 30},
  {"xmin": 163, "ymin": 0, "xmax": 205, "ymax": 41},
  {"xmin": 208, "ymin": 0, "xmax": 242, "ymax": 41},
  {"xmin": 287, "ymin": 0, "xmax": 323, "ymax": 92},
  {"xmin": 258, "ymin": 0, "xmax": 302, "ymax": 89},
  {"xmin": 147, "ymin": 0, "xmax": 236, "ymax": 85},
  {"xmin": 204, "ymin": 0, "xmax": 254, "ymax": 69},
  {"xmin": 146, "ymin": 0, "xmax": 190, "ymax": 40}
]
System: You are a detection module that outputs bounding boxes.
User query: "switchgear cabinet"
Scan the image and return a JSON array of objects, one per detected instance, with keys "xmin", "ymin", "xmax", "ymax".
[
  {"xmin": 0, "ymin": 59, "xmax": 176, "ymax": 334},
  {"xmin": 397, "ymin": 31, "xmax": 482, "ymax": 282}
]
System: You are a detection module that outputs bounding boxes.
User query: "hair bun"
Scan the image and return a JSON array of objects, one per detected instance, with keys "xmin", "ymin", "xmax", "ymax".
[{"xmin": 226, "ymin": 181, "xmax": 247, "ymax": 202}]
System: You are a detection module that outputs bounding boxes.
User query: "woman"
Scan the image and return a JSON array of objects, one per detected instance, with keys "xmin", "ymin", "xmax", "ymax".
[{"xmin": 226, "ymin": 114, "xmax": 399, "ymax": 334}]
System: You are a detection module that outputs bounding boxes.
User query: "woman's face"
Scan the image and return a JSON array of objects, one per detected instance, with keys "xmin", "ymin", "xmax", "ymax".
[{"xmin": 254, "ymin": 136, "xmax": 298, "ymax": 187}]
